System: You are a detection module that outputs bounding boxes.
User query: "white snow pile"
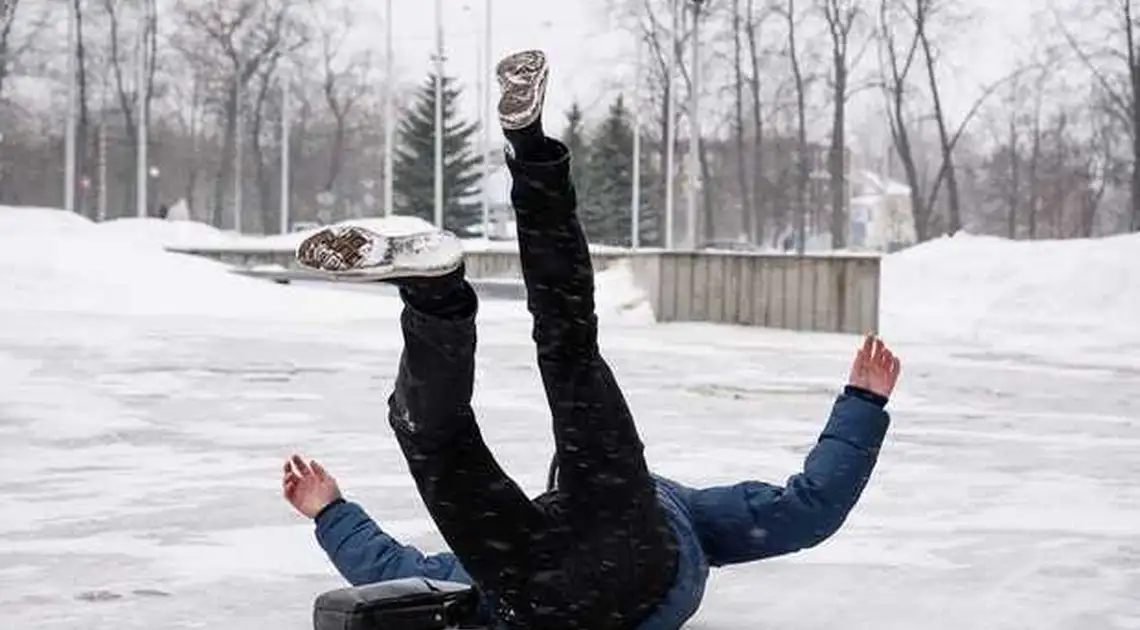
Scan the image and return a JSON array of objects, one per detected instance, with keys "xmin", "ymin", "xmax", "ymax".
[
  {"xmin": 0, "ymin": 208, "xmax": 649, "ymax": 324},
  {"xmin": 0, "ymin": 206, "xmax": 395, "ymax": 321},
  {"xmin": 880, "ymin": 231, "xmax": 1140, "ymax": 357},
  {"xmin": 594, "ymin": 258, "xmax": 655, "ymax": 325},
  {"xmin": 94, "ymin": 215, "xmax": 241, "ymax": 249}
]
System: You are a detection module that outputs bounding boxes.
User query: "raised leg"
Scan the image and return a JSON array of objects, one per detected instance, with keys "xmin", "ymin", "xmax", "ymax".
[
  {"xmin": 388, "ymin": 282, "xmax": 551, "ymax": 612},
  {"xmin": 498, "ymin": 50, "xmax": 679, "ymax": 629},
  {"xmin": 295, "ymin": 220, "xmax": 552, "ymax": 618},
  {"xmin": 498, "ymin": 49, "xmax": 657, "ymax": 520}
]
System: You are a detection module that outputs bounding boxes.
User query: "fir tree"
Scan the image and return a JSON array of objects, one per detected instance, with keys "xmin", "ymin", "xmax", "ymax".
[
  {"xmin": 392, "ymin": 73, "xmax": 482, "ymax": 234},
  {"xmin": 562, "ymin": 101, "xmax": 591, "ymax": 196},
  {"xmin": 581, "ymin": 95, "xmax": 649, "ymax": 246}
]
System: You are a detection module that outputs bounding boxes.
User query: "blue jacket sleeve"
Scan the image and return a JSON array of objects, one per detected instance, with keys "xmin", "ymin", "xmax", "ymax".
[
  {"xmin": 314, "ymin": 499, "xmax": 471, "ymax": 586},
  {"xmin": 688, "ymin": 391, "xmax": 890, "ymax": 566}
]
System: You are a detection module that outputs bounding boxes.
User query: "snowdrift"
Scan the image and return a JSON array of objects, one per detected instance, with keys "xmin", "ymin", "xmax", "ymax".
[
  {"xmin": 0, "ymin": 209, "xmax": 648, "ymax": 324},
  {"xmin": 0, "ymin": 206, "xmax": 395, "ymax": 321},
  {"xmin": 880, "ymin": 231, "xmax": 1140, "ymax": 357}
]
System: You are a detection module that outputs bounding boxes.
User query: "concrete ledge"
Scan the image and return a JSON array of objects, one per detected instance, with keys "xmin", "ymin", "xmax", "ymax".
[
  {"xmin": 180, "ymin": 245, "xmax": 879, "ymax": 334},
  {"xmin": 230, "ymin": 267, "xmax": 528, "ymax": 301},
  {"xmin": 169, "ymin": 245, "xmax": 628, "ymax": 279}
]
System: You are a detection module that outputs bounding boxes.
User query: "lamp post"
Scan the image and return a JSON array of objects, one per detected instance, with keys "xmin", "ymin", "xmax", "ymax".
[
  {"xmin": 433, "ymin": 0, "xmax": 444, "ymax": 228},
  {"xmin": 482, "ymin": 0, "xmax": 493, "ymax": 241},
  {"xmin": 686, "ymin": 0, "xmax": 705, "ymax": 249},
  {"xmin": 280, "ymin": 64, "xmax": 292, "ymax": 233},
  {"xmin": 136, "ymin": 8, "xmax": 149, "ymax": 218},
  {"xmin": 64, "ymin": 0, "xmax": 77, "ymax": 213},
  {"xmin": 631, "ymin": 7, "xmax": 643, "ymax": 249},
  {"xmin": 664, "ymin": 0, "xmax": 678, "ymax": 249},
  {"xmin": 383, "ymin": 0, "xmax": 395, "ymax": 216}
]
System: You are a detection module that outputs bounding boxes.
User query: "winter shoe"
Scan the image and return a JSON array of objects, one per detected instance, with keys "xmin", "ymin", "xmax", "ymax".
[
  {"xmin": 295, "ymin": 217, "xmax": 463, "ymax": 281},
  {"xmin": 496, "ymin": 50, "xmax": 549, "ymax": 131}
]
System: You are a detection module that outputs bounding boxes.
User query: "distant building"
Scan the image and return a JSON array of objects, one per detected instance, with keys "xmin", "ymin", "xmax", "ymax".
[{"xmin": 849, "ymin": 171, "xmax": 916, "ymax": 252}]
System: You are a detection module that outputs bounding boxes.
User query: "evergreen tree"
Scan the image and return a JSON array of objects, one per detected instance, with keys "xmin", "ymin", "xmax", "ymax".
[
  {"xmin": 393, "ymin": 73, "xmax": 482, "ymax": 234},
  {"xmin": 634, "ymin": 142, "xmax": 661, "ymax": 248},
  {"xmin": 581, "ymin": 95, "xmax": 649, "ymax": 246},
  {"xmin": 562, "ymin": 101, "xmax": 591, "ymax": 196}
]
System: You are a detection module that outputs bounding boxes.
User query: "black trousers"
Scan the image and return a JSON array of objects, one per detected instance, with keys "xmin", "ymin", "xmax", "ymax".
[{"xmin": 387, "ymin": 140, "xmax": 678, "ymax": 630}]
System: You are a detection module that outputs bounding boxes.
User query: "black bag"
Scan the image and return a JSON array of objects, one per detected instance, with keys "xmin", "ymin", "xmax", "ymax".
[{"xmin": 313, "ymin": 577, "xmax": 484, "ymax": 630}]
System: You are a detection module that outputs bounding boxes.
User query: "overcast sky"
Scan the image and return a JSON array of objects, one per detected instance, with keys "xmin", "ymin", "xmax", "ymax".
[
  {"xmin": 3, "ymin": 0, "xmax": 1072, "ymax": 153},
  {"xmin": 376, "ymin": 0, "xmax": 1045, "ymax": 136}
]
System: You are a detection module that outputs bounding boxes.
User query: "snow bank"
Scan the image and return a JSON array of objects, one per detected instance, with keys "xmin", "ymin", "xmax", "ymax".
[
  {"xmin": 0, "ymin": 208, "xmax": 651, "ymax": 324},
  {"xmin": 94, "ymin": 216, "xmax": 239, "ymax": 249},
  {"xmin": 881, "ymin": 232, "xmax": 1140, "ymax": 358},
  {"xmin": 595, "ymin": 259, "xmax": 655, "ymax": 325},
  {"xmin": 0, "ymin": 206, "xmax": 395, "ymax": 321}
]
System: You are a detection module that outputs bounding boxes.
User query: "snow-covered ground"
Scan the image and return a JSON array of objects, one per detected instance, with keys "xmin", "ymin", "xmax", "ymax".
[{"xmin": 1, "ymin": 206, "xmax": 1137, "ymax": 629}]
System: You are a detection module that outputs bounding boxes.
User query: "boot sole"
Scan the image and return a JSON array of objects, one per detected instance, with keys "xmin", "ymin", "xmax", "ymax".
[
  {"xmin": 497, "ymin": 50, "xmax": 549, "ymax": 130},
  {"xmin": 295, "ymin": 225, "xmax": 463, "ymax": 282}
]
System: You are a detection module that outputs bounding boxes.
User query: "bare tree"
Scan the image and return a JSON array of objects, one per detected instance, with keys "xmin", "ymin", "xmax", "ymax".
[
  {"xmin": 878, "ymin": 0, "xmax": 1012, "ymax": 240},
  {"xmin": 249, "ymin": 53, "xmax": 281, "ymax": 232},
  {"xmin": 100, "ymin": 0, "xmax": 158, "ymax": 215},
  {"xmin": 732, "ymin": 0, "xmax": 751, "ymax": 241},
  {"xmin": 1025, "ymin": 72, "xmax": 1044, "ymax": 238},
  {"xmin": 0, "ymin": 0, "xmax": 50, "ymax": 121},
  {"xmin": 316, "ymin": 5, "xmax": 371, "ymax": 194},
  {"xmin": 1076, "ymin": 95, "xmax": 1125, "ymax": 236},
  {"xmin": 1057, "ymin": 0, "xmax": 1140, "ymax": 232},
  {"xmin": 71, "ymin": 0, "xmax": 94, "ymax": 217},
  {"xmin": 0, "ymin": 0, "xmax": 19, "ymax": 98},
  {"xmin": 0, "ymin": 0, "xmax": 47, "ymax": 99},
  {"xmin": 634, "ymin": 0, "xmax": 688, "ymax": 234},
  {"xmin": 819, "ymin": 0, "xmax": 867, "ymax": 249},
  {"xmin": 176, "ymin": 0, "xmax": 304, "ymax": 228},
  {"xmin": 913, "ymin": 0, "xmax": 962, "ymax": 233},
  {"xmin": 742, "ymin": 0, "xmax": 773, "ymax": 243},
  {"xmin": 785, "ymin": 0, "xmax": 811, "ymax": 252},
  {"xmin": 877, "ymin": 0, "xmax": 926, "ymax": 237},
  {"xmin": 974, "ymin": 62, "xmax": 1125, "ymax": 241}
]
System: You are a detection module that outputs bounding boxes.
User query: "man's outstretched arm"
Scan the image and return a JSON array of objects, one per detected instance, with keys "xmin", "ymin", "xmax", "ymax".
[
  {"xmin": 314, "ymin": 498, "xmax": 470, "ymax": 586},
  {"xmin": 688, "ymin": 336, "xmax": 900, "ymax": 566},
  {"xmin": 283, "ymin": 455, "xmax": 471, "ymax": 586}
]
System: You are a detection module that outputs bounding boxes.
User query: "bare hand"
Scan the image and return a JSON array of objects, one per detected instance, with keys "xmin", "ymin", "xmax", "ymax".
[
  {"xmin": 847, "ymin": 335, "xmax": 901, "ymax": 399},
  {"xmin": 282, "ymin": 454, "xmax": 343, "ymax": 520}
]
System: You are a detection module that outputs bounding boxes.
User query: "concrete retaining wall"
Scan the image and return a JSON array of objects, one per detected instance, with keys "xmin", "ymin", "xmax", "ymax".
[
  {"xmin": 167, "ymin": 246, "xmax": 628, "ymax": 279},
  {"xmin": 169, "ymin": 246, "xmax": 879, "ymax": 334},
  {"xmin": 628, "ymin": 251, "xmax": 879, "ymax": 335}
]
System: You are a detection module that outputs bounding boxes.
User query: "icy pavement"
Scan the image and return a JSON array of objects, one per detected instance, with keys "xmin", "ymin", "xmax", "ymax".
[
  {"xmin": 2, "ymin": 207, "xmax": 1138, "ymax": 629},
  {"xmin": 1, "ymin": 292, "xmax": 1137, "ymax": 629}
]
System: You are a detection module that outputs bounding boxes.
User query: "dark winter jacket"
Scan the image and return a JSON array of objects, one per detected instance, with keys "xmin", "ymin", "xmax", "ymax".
[{"xmin": 314, "ymin": 388, "xmax": 891, "ymax": 629}]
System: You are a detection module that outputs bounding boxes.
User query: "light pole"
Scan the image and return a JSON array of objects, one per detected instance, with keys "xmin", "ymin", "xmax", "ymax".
[
  {"xmin": 482, "ymin": 0, "xmax": 493, "ymax": 241},
  {"xmin": 135, "ymin": 8, "xmax": 149, "ymax": 218},
  {"xmin": 383, "ymin": 0, "xmax": 395, "ymax": 217},
  {"xmin": 280, "ymin": 66, "xmax": 291, "ymax": 234},
  {"xmin": 233, "ymin": 78, "xmax": 244, "ymax": 231},
  {"xmin": 631, "ymin": 10, "xmax": 643, "ymax": 249},
  {"xmin": 686, "ymin": 0, "xmax": 704, "ymax": 250},
  {"xmin": 433, "ymin": 0, "xmax": 445, "ymax": 229},
  {"xmin": 64, "ymin": 0, "xmax": 77, "ymax": 213},
  {"xmin": 664, "ymin": 0, "xmax": 678, "ymax": 249}
]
